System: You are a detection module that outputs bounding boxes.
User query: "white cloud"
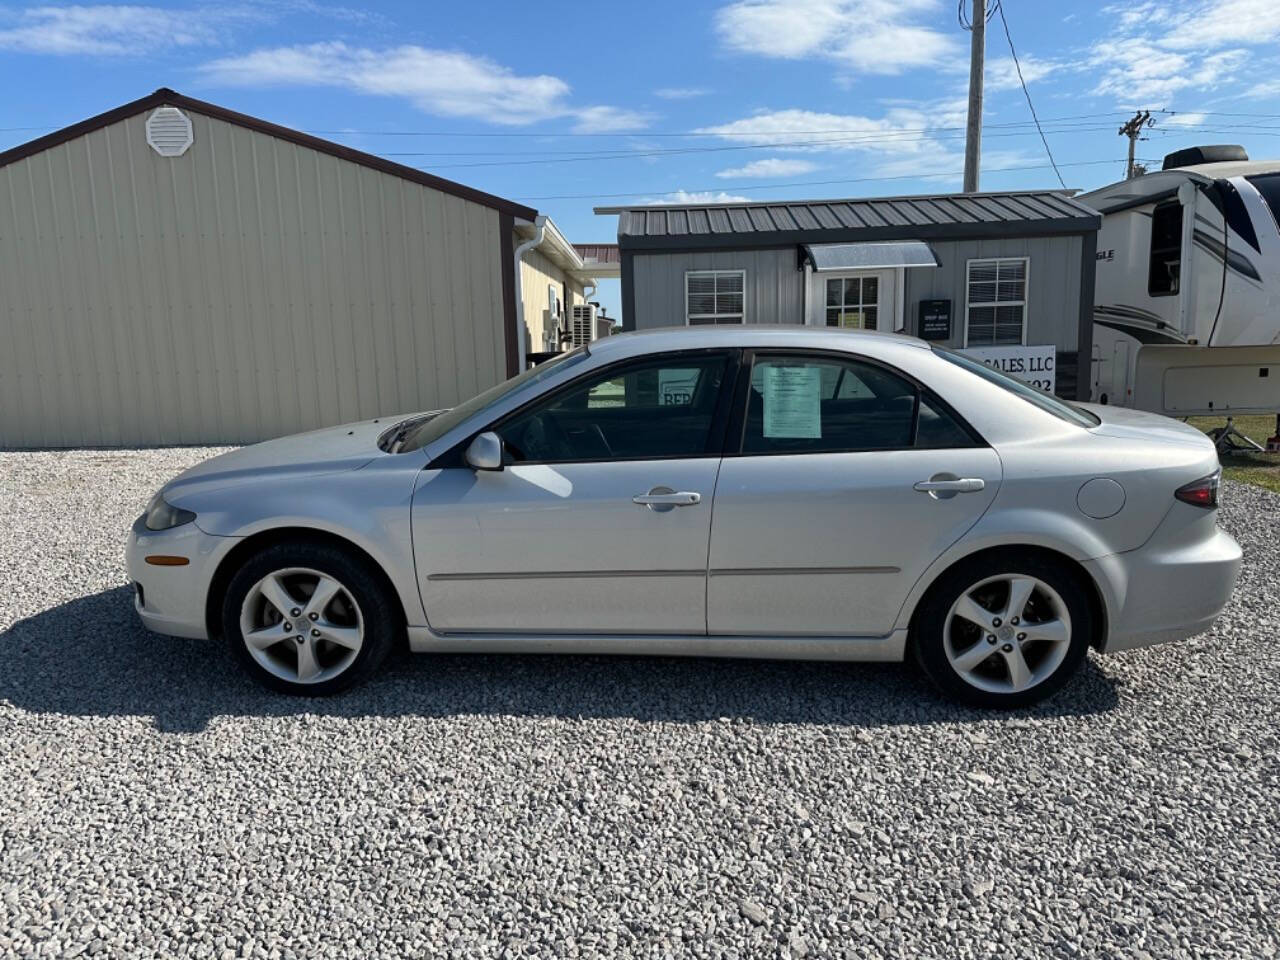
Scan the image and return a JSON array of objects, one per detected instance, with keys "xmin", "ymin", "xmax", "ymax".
[
  {"xmin": 654, "ymin": 190, "xmax": 754, "ymax": 204},
  {"xmin": 716, "ymin": 157, "xmax": 819, "ymax": 178},
  {"xmin": 714, "ymin": 0, "xmax": 959, "ymax": 75},
  {"xmin": 985, "ymin": 55, "xmax": 1064, "ymax": 92},
  {"xmin": 697, "ymin": 107, "xmax": 943, "ymax": 157},
  {"xmin": 1091, "ymin": 0, "xmax": 1280, "ymax": 104},
  {"xmin": 0, "ymin": 4, "xmax": 228, "ymax": 55},
  {"xmin": 654, "ymin": 87, "xmax": 710, "ymax": 100},
  {"xmin": 200, "ymin": 43, "xmax": 650, "ymax": 130},
  {"xmin": 1162, "ymin": 111, "xmax": 1208, "ymax": 127}
]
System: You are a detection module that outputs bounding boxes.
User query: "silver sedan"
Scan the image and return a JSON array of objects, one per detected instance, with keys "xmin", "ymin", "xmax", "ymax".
[{"xmin": 126, "ymin": 327, "xmax": 1241, "ymax": 708}]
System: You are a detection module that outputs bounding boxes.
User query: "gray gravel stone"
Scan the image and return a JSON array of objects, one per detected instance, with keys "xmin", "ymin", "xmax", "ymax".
[{"xmin": 1, "ymin": 449, "xmax": 1279, "ymax": 959}]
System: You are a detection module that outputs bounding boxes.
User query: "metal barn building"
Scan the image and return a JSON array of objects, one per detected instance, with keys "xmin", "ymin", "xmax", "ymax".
[
  {"xmin": 0, "ymin": 89, "xmax": 610, "ymax": 447},
  {"xmin": 598, "ymin": 191, "xmax": 1101, "ymax": 399}
]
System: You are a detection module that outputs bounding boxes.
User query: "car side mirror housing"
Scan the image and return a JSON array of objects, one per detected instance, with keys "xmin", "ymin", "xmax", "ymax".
[{"xmin": 465, "ymin": 431, "xmax": 504, "ymax": 471}]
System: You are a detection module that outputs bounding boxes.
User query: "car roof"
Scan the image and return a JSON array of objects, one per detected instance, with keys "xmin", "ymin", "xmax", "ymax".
[{"xmin": 585, "ymin": 325, "xmax": 931, "ymax": 362}]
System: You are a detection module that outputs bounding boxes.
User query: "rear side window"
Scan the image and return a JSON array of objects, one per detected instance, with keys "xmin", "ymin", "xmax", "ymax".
[{"xmin": 739, "ymin": 355, "xmax": 976, "ymax": 454}]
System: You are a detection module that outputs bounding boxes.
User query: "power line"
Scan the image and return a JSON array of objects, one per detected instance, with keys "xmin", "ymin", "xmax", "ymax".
[
  {"xmin": 994, "ymin": 1, "xmax": 1065, "ymax": 189},
  {"xmin": 514, "ymin": 157, "xmax": 1148, "ymax": 202}
]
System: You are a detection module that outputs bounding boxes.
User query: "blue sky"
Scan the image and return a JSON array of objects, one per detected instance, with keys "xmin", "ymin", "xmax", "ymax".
[{"xmin": 3, "ymin": 0, "xmax": 1280, "ymax": 319}]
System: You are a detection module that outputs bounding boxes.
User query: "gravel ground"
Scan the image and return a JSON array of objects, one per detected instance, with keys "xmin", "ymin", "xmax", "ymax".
[{"xmin": 1, "ymin": 448, "xmax": 1278, "ymax": 960}]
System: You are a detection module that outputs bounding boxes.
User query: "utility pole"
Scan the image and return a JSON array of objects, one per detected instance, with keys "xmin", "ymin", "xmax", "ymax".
[
  {"xmin": 962, "ymin": 0, "xmax": 986, "ymax": 193},
  {"xmin": 1119, "ymin": 110, "xmax": 1154, "ymax": 179}
]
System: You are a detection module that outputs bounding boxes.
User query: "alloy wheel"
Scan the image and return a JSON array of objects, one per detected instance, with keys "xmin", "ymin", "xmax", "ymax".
[
  {"xmin": 238, "ymin": 567, "xmax": 365, "ymax": 685},
  {"xmin": 943, "ymin": 574, "xmax": 1073, "ymax": 695}
]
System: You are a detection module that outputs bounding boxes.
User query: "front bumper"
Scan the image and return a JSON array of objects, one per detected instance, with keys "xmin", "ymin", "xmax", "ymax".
[
  {"xmin": 125, "ymin": 515, "xmax": 239, "ymax": 639},
  {"xmin": 1085, "ymin": 523, "xmax": 1242, "ymax": 653}
]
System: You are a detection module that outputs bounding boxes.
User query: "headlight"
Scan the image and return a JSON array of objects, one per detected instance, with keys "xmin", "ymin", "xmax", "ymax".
[{"xmin": 144, "ymin": 492, "xmax": 197, "ymax": 531}]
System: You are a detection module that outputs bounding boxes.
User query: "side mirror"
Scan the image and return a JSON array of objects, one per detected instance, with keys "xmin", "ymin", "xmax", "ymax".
[{"xmin": 464, "ymin": 431, "xmax": 504, "ymax": 470}]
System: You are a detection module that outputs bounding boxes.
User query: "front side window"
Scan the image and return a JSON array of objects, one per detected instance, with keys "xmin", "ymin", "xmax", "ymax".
[
  {"xmin": 824, "ymin": 275, "xmax": 879, "ymax": 329},
  {"xmin": 739, "ymin": 355, "xmax": 975, "ymax": 455},
  {"xmin": 966, "ymin": 258, "xmax": 1028, "ymax": 346},
  {"xmin": 1148, "ymin": 200, "xmax": 1182, "ymax": 296},
  {"xmin": 498, "ymin": 353, "xmax": 729, "ymax": 463},
  {"xmin": 686, "ymin": 270, "xmax": 745, "ymax": 325}
]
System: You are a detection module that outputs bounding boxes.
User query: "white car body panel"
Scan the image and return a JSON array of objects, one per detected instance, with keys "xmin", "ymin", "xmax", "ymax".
[{"xmin": 125, "ymin": 326, "xmax": 1241, "ymax": 668}]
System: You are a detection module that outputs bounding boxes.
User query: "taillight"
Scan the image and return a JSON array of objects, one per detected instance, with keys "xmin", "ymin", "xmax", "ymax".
[{"xmin": 1175, "ymin": 472, "xmax": 1220, "ymax": 509}]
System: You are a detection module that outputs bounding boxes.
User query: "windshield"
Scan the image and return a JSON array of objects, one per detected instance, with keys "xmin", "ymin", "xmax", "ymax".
[
  {"xmin": 397, "ymin": 347, "xmax": 591, "ymax": 453},
  {"xmin": 934, "ymin": 347, "xmax": 1100, "ymax": 427}
]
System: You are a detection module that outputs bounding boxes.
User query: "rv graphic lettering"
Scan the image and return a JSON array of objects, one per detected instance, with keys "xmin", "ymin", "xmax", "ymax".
[{"xmin": 960, "ymin": 345, "xmax": 1057, "ymax": 394}]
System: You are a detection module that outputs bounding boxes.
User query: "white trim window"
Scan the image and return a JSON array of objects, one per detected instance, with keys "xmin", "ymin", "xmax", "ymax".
[
  {"xmin": 686, "ymin": 270, "xmax": 746, "ymax": 325},
  {"xmin": 965, "ymin": 257, "xmax": 1029, "ymax": 346}
]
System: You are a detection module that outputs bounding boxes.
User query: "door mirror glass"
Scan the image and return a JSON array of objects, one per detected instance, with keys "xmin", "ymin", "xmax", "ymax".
[{"xmin": 465, "ymin": 431, "xmax": 504, "ymax": 470}]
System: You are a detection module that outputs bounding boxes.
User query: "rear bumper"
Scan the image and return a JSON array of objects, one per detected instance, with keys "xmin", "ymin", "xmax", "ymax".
[{"xmin": 1085, "ymin": 524, "xmax": 1241, "ymax": 653}]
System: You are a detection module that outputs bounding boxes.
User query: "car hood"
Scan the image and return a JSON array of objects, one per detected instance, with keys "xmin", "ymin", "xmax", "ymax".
[
  {"xmin": 163, "ymin": 417, "xmax": 401, "ymax": 504},
  {"xmin": 1078, "ymin": 403, "xmax": 1215, "ymax": 448}
]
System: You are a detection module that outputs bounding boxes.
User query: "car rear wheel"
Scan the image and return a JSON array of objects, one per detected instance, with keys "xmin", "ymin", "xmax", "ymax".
[
  {"xmin": 913, "ymin": 554, "xmax": 1092, "ymax": 708},
  {"xmin": 222, "ymin": 542, "xmax": 397, "ymax": 695}
]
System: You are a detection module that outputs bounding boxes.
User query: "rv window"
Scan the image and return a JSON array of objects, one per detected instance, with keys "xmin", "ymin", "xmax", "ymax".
[
  {"xmin": 1246, "ymin": 174, "xmax": 1280, "ymax": 236},
  {"xmin": 1148, "ymin": 200, "xmax": 1182, "ymax": 297}
]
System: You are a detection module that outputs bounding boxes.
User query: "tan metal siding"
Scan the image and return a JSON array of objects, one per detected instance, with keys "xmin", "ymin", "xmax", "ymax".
[
  {"xmin": 0, "ymin": 109, "xmax": 509, "ymax": 447},
  {"xmin": 518, "ymin": 245, "xmax": 585, "ymax": 351}
]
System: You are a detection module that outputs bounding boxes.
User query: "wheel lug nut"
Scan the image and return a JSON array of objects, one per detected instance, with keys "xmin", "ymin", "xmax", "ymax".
[
  {"xmin": 308, "ymin": 612, "xmax": 319, "ymax": 621},
  {"xmin": 296, "ymin": 635, "xmax": 304, "ymax": 644},
  {"xmin": 992, "ymin": 618, "xmax": 1002, "ymax": 627},
  {"xmin": 1011, "ymin": 617, "xmax": 1020, "ymax": 626},
  {"xmin": 987, "ymin": 634, "xmax": 997, "ymax": 644},
  {"xmin": 1017, "ymin": 632, "xmax": 1026, "ymax": 641},
  {"xmin": 283, "ymin": 622, "xmax": 292, "ymax": 632},
  {"xmin": 290, "ymin": 608, "xmax": 301, "ymax": 617},
  {"xmin": 1001, "ymin": 643, "xmax": 1014, "ymax": 653},
  {"xmin": 311, "ymin": 629, "xmax": 320, "ymax": 637}
]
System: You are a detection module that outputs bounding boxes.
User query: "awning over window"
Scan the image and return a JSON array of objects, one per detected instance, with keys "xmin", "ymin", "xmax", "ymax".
[{"xmin": 803, "ymin": 240, "xmax": 939, "ymax": 271}]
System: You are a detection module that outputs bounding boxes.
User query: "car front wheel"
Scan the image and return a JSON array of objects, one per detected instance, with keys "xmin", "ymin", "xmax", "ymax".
[
  {"xmin": 222, "ymin": 542, "xmax": 397, "ymax": 695},
  {"xmin": 913, "ymin": 554, "xmax": 1093, "ymax": 708}
]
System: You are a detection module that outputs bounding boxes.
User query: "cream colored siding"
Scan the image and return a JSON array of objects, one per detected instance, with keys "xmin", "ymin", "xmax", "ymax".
[
  {"xmin": 0, "ymin": 109, "xmax": 509, "ymax": 447},
  {"xmin": 518, "ymin": 245, "xmax": 585, "ymax": 352}
]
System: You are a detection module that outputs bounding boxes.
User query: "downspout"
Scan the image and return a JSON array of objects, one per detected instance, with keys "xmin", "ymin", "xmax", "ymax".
[
  {"xmin": 802, "ymin": 260, "xmax": 813, "ymax": 325},
  {"xmin": 513, "ymin": 215, "xmax": 547, "ymax": 370}
]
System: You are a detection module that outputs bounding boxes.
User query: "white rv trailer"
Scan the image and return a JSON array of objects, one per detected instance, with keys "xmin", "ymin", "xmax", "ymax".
[{"xmin": 1081, "ymin": 145, "xmax": 1280, "ymax": 436}]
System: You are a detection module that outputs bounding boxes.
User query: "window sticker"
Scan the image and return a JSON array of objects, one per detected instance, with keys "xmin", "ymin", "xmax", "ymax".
[{"xmin": 762, "ymin": 364, "xmax": 822, "ymax": 438}]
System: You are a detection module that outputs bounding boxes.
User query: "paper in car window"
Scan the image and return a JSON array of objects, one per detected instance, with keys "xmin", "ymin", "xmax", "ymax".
[
  {"xmin": 762, "ymin": 364, "xmax": 821, "ymax": 438},
  {"xmin": 658, "ymin": 368, "xmax": 699, "ymax": 405}
]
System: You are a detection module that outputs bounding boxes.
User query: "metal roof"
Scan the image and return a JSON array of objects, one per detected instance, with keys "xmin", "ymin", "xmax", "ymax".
[
  {"xmin": 574, "ymin": 243, "xmax": 621, "ymax": 264},
  {"xmin": 599, "ymin": 190, "xmax": 1100, "ymax": 250}
]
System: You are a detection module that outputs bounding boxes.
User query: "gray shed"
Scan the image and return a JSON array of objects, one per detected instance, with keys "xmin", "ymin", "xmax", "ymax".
[
  {"xmin": 0, "ymin": 89, "xmax": 541, "ymax": 448},
  {"xmin": 597, "ymin": 191, "xmax": 1101, "ymax": 400}
]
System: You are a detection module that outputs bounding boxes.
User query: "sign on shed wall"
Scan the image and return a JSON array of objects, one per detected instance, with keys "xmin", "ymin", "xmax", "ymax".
[{"xmin": 961, "ymin": 344, "xmax": 1056, "ymax": 394}]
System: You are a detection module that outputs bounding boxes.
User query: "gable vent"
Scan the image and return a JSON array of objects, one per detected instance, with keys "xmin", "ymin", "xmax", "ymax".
[{"xmin": 145, "ymin": 107, "xmax": 193, "ymax": 158}]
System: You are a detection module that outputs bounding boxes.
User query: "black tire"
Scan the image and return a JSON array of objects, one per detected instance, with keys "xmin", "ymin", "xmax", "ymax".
[
  {"xmin": 912, "ymin": 552, "xmax": 1093, "ymax": 709},
  {"xmin": 222, "ymin": 541, "xmax": 399, "ymax": 696}
]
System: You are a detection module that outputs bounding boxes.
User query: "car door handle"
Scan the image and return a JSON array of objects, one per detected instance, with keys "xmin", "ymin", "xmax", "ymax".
[
  {"xmin": 633, "ymin": 488, "xmax": 701, "ymax": 509},
  {"xmin": 913, "ymin": 478, "xmax": 985, "ymax": 493}
]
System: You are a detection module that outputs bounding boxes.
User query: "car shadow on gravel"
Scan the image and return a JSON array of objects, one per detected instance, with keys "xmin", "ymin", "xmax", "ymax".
[{"xmin": 1, "ymin": 587, "xmax": 1120, "ymax": 733}]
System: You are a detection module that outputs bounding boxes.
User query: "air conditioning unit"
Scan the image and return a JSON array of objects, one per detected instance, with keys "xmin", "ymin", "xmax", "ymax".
[{"xmin": 570, "ymin": 303, "xmax": 597, "ymax": 348}]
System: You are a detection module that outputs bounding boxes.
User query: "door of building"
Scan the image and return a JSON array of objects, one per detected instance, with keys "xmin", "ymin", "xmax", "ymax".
[{"xmin": 810, "ymin": 270, "xmax": 897, "ymax": 331}]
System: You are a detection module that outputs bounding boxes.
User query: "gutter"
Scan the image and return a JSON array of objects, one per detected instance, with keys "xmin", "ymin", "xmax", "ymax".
[{"xmin": 513, "ymin": 215, "xmax": 548, "ymax": 371}]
